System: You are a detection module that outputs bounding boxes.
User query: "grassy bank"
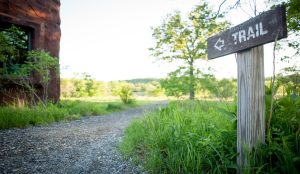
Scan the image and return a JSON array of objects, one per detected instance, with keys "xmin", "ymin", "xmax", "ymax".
[
  {"xmin": 0, "ymin": 99, "xmax": 137, "ymax": 129},
  {"xmin": 120, "ymin": 100, "xmax": 237, "ymax": 173},
  {"xmin": 120, "ymin": 99, "xmax": 300, "ymax": 173}
]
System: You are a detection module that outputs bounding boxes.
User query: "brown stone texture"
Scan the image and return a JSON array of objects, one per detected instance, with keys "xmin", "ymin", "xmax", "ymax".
[{"xmin": 0, "ymin": 0, "xmax": 61, "ymax": 104}]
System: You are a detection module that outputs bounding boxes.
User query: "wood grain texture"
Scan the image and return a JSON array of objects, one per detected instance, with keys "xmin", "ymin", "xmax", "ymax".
[{"xmin": 236, "ymin": 46, "xmax": 265, "ymax": 172}]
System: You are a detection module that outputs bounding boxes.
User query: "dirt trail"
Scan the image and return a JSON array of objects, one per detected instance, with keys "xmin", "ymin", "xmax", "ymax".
[{"xmin": 0, "ymin": 102, "xmax": 167, "ymax": 174}]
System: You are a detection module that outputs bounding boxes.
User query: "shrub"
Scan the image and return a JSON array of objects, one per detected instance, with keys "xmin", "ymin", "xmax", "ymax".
[{"xmin": 118, "ymin": 82, "xmax": 135, "ymax": 104}]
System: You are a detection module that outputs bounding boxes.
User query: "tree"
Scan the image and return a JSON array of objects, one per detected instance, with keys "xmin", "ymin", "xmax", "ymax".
[
  {"xmin": 73, "ymin": 75, "xmax": 87, "ymax": 97},
  {"xmin": 146, "ymin": 81, "xmax": 164, "ymax": 97},
  {"xmin": 200, "ymin": 76, "xmax": 236, "ymax": 99},
  {"xmin": 265, "ymin": 0, "xmax": 300, "ymax": 97},
  {"xmin": 71, "ymin": 73, "xmax": 102, "ymax": 97},
  {"xmin": 27, "ymin": 50, "xmax": 59, "ymax": 103},
  {"xmin": 277, "ymin": 67, "xmax": 300, "ymax": 95},
  {"xmin": 268, "ymin": 0, "xmax": 300, "ymax": 59},
  {"xmin": 283, "ymin": 0, "xmax": 300, "ymax": 64},
  {"xmin": 83, "ymin": 73, "xmax": 99, "ymax": 97},
  {"xmin": 60, "ymin": 78, "xmax": 76, "ymax": 98},
  {"xmin": 161, "ymin": 67, "xmax": 190, "ymax": 98},
  {"xmin": 149, "ymin": 2, "xmax": 229, "ymax": 100}
]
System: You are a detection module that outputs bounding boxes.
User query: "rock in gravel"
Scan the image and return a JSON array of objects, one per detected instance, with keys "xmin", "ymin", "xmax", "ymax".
[{"xmin": 0, "ymin": 102, "xmax": 167, "ymax": 174}]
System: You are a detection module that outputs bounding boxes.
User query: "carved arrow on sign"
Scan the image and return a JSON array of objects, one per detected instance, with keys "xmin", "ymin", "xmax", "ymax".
[
  {"xmin": 207, "ymin": 5, "xmax": 287, "ymax": 59},
  {"xmin": 214, "ymin": 38, "xmax": 224, "ymax": 51}
]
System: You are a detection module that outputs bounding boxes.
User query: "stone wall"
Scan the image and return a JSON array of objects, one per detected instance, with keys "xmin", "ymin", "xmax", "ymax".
[{"xmin": 0, "ymin": 0, "xmax": 61, "ymax": 103}]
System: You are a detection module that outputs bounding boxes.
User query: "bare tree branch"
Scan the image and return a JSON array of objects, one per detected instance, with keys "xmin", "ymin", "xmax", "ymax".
[
  {"xmin": 229, "ymin": 0, "xmax": 242, "ymax": 10},
  {"xmin": 215, "ymin": 0, "xmax": 227, "ymax": 18}
]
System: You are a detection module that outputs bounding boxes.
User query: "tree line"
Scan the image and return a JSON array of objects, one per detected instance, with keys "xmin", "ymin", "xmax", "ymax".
[{"xmin": 60, "ymin": 72, "xmax": 238, "ymax": 100}]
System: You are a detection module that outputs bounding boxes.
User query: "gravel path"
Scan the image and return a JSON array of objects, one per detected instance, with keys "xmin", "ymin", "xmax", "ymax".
[{"xmin": 0, "ymin": 102, "xmax": 167, "ymax": 174}]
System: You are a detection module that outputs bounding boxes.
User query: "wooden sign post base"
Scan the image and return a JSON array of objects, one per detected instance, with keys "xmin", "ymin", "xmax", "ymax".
[{"xmin": 236, "ymin": 46, "xmax": 265, "ymax": 173}]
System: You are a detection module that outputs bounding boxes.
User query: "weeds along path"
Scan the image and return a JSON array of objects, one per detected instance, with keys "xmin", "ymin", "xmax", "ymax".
[{"xmin": 0, "ymin": 102, "xmax": 167, "ymax": 174}]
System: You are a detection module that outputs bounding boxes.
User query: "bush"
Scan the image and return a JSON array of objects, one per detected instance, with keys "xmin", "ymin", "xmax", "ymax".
[{"xmin": 118, "ymin": 82, "xmax": 135, "ymax": 104}]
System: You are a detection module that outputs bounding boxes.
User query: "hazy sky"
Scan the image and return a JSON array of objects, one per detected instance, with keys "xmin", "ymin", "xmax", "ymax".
[{"xmin": 59, "ymin": 0, "xmax": 281, "ymax": 81}]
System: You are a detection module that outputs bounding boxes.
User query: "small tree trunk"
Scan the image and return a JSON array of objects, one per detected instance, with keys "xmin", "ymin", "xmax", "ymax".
[{"xmin": 189, "ymin": 60, "xmax": 195, "ymax": 100}]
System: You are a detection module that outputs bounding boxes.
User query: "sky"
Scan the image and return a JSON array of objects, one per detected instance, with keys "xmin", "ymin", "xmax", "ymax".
[{"xmin": 59, "ymin": 0, "xmax": 287, "ymax": 81}]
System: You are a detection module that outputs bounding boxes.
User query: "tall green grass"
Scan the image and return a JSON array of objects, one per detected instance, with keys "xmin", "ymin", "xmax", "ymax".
[
  {"xmin": 119, "ymin": 101, "xmax": 237, "ymax": 173},
  {"xmin": 0, "ymin": 99, "xmax": 136, "ymax": 129},
  {"xmin": 249, "ymin": 95, "xmax": 300, "ymax": 173},
  {"xmin": 120, "ymin": 98, "xmax": 300, "ymax": 173}
]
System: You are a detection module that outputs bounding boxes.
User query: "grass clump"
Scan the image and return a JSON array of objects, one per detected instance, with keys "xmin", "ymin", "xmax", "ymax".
[
  {"xmin": 119, "ymin": 100, "xmax": 237, "ymax": 173},
  {"xmin": 0, "ymin": 99, "xmax": 137, "ymax": 129}
]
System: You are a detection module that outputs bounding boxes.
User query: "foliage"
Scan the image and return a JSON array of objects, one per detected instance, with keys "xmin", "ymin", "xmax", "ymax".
[
  {"xmin": 0, "ymin": 25, "xmax": 58, "ymax": 106},
  {"xmin": 160, "ymin": 67, "xmax": 190, "ymax": 98},
  {"xmin": 125, "ymin": 78, "xmax": 161, "ymax": 84},
  {"xmin": 84, "ymin": 73, "xmax": 98, "ymax": 97},
  {"xmin": 199, "ymin": 75, "xmax": 236, "ymax": 99},
  {"xmin": 120, "ymin": 92, "xmax": 299, "ymax": 173},
  {"xmin": 61, "ymin": 73, "xmax": 104, "ymax": 98},
  {"xmin": 61, "ymin": 77, "xmax": 165, "ymax": 98},
  {"xmin": 0, "ymin": 99, "xmax": 134, "ymax": 129},
  {"xmin": 285, "ymin": 0, "xmax": 300, "ymax": 32},
  {"xmin": 146, "ymin": 81, "xmax": 165, "ymax": 97},
  {"xmin": 266, "ymin": 0, "xmax": 300, "ymax": 63},
  {"xmin": 60, "ymin": 78, "xmax": 76, "ymax": 97},
  {"xmin": 27, "ymin": 50, "xmax": 59, "ymax": 103},
  {"xmin": 249, "ymin": 94, "xmax": 300, "ymax": 173},
  {"xmin": 216, "ymin": 79, "xmax": 236, "ymax": 99},
  {"xmin": 283, "ymin": 0, "xmax": 300, "ymax": 60},
  {"xmin": 118, "ymin": 82, "xmax": 135, "ymax": 104},
  {"xmin": 161, "ymin": 67, "xmax": 236, "ymax": 99},
  {"xmin": 108, "ymin": 81, "xmax": 121, "ymax": 96},
  {"xmin": 150, "ymin": 3, "xmax": 229, "ymax": 99},
  {"xmin": 120, "ymin": 101, "xmax": 237, "ymax": 173},
  {"xmin": 0, "ymin": 25, "xmax": 28, "ymax": 74},
  {"xmin": 131, "ymin": 81, "xmax": 164, "ymax": 97},
  {"xmin": 277, "ymin": 67, "xmax": 300, "ymax": 96}
]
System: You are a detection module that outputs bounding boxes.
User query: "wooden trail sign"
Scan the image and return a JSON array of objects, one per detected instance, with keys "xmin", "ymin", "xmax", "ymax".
[
  {"xmin": 207, "ymin": 6, "xmax": 287, "ymax": 60},
  {"xmin": 206, "ymin": 5, "xmax": 287, "ymax": 173}
]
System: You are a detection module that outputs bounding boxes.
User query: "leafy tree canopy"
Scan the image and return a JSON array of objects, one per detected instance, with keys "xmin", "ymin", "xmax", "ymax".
[{"xmin": 150, "ymin": 2, "xmax": 229, "ymax": 99}]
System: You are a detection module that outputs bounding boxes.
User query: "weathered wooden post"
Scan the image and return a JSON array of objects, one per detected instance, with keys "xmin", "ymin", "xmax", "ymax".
[
  {"xmin": 207, "ymin": 6, "xmax": 287, "ymax": 173},
  {"xmin": 236, "ymin": 46, "xmax": 265, "ymax": 170}
]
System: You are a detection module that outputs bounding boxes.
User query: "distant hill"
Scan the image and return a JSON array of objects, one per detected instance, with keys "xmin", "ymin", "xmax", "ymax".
[{"xmin": 125, "ymin": 78, "xmax": 161, "ymax": 84}]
